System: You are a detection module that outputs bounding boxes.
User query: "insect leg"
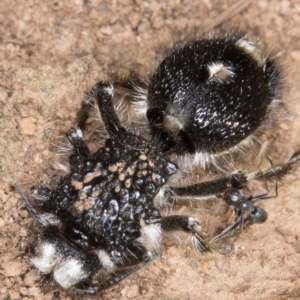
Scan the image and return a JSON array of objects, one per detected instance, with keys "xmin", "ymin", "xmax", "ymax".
[{"xmin": 160, "ymin": 215, "xmax": 211, "ymax": 252}]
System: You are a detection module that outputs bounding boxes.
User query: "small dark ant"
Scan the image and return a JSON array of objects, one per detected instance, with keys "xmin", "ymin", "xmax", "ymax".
[
  {"xmin": 211, "ymin": 186, "xmax": 274, "ymax": 243},
  {"xmin": 211, "ymin": 153, "xmax": 300, "ymax": 243}
]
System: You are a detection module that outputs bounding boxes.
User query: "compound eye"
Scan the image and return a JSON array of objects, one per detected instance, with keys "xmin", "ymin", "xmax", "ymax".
[
  {"xmin": 250, "ymin": 206, "xmax": 268, "ymax": 224},
  {"xmin": 224, "ymin": 188, "xmax": 243, "ymax": 207}
]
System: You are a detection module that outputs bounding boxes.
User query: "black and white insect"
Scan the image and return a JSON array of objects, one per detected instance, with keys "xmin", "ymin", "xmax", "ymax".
[{"xmin": 16, "ymin": 30, "xmax": 300, "ymax": 293}]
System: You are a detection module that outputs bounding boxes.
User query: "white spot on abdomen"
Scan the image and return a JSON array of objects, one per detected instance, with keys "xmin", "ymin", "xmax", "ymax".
[{"xmin": 207, "ymin": 62, "xmax": 235, "ymax": 83}]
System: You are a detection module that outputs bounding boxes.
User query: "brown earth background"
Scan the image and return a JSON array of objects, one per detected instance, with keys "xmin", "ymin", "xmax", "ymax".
[{"xmin": 1, "ymin": 0, "xmax": 300, "ymax": 299}]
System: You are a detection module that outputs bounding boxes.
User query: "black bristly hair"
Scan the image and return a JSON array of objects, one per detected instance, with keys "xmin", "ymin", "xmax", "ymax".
[
  {"xmin": 16, "ymin": 30, "xmax": 300, "ymax": 293},
  {"xmin": 147, "ymin": 32, "xmax": 280, "ymax": 155}
]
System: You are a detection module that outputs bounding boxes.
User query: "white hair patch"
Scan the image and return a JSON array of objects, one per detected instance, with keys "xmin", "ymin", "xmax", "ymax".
[
  {"xmin": 53, "ymin": 259, "xmax": 88, "ymax": 289},
  {"xmin": 70, "ymin": 127, "xmax": 84, "ymax": 140},
  {"xmin": 207, "ymin": 62, "xmax": 235, "ymax": 83},
  {"xmin": 193, "ymin": 151, "xmax": 214, "ymax": 169},
  {"xmin": 31, "ymin": 242, "xmax": 60, "ymax": 274},
  {"xmin": 132, "ymin": 84, "xmax": 148, "ymax": 118},
  {"xmin": 163, "ymin": 114, "xmax": 184, "ymax": 135},
  {"xmin": 54, "ymin": 162, "xmax": 70, "ymax": 173},
  {"xmin": 153, "ymin": 186, "xmax": 168, "ymax": 208},
  {"xmin": 137, "ymin": 223, "xmax": 162, "ymax": 253},
  {"xmin": 103, "ymin": 83, "xmax": 114, "ymax": 97},
  {"xmin": 97, "ymin": 250, "xmax": 115, "ymax": 271},
  {"xmin": 39, "ymin": 213, "xmax": 61, "ymax": 227},
  {"xmin": 236, "ymin": 39, "xmax": 265, "ymax": 66},
  {"xmin": 187, "ymin": 217, "xmax": 201, "ymax": 230}
]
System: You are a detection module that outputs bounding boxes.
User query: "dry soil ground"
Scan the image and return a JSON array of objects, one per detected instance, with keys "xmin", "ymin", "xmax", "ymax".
[{"xmin": 1, "ymin": 0, "xmax": 300, "ymax": 300}]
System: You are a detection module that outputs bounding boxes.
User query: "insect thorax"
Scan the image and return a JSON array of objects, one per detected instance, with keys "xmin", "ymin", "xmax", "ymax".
[{"xmin": 42, "ymin": 133, "xmax": 177, "ymax": 254}]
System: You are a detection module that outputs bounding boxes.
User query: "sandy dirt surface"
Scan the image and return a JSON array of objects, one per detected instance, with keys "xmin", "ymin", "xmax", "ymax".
[{"xmin": 1, "ymin": 0, "xmax": 300, "ymax": 299}]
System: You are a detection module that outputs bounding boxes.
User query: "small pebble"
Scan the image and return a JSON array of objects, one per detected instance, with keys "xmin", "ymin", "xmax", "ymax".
[
  {"xmin": 101, "ymin": 26, "xmax": 112, "ymax": 35},
  {"xmin": 19, "ymin": 118, "xmax": 36, "ymax": 136},
  {"xmin": 3, "ymin": 262, "xmax": 25, "ymax": 277}
]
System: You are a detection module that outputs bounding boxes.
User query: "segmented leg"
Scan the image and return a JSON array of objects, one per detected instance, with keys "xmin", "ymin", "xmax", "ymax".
[
  {"xmin": 160, "ymin": 215, "xmax": 210, "ymax": 252},
  {"xmin": 65, "ymin": 126, "xmax": 90, "ymax": 158},
  {"xmin": 76, "ymin": 79, "xmax": 147, "ymax": 132},
  {"xmin": 90, "ymin": 254, "xmax": 158, "ymax": 294},
  {"xmin": 170, "ymin": 170, "xmax": 247, "ymax": 198},
  {"xmin": 210, "ymin": 191, "xmax": 273, "ymax": 243},
  {"xmin": 169, "ymin": 151, "xmax": 300, "ymax": 199}
]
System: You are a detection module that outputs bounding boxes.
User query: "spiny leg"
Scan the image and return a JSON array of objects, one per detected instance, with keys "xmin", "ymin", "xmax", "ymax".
[
  {"xmin": 86, "ymin": 218, "xmax": 161, "ymax": 292},
  {"xmin": 31, "ymin": 186, "xmax": 53, "ymax": 202},
  {"xmin": 89, "ymin": 241, "xmax": 156, "ymax": 294},
  {"xmin": 15, "ymin": 184, "xmax": 59, "ymax": 226},
  {"xmin": 160, "ymin": 215, "xmax": 210, "ymax": 252},
  {"xmin": 125, "ymin": 241, "xmax": 153, "ymax": 264},
  {"xmin": 89, "ymin": 82, "xmax": 124, "ymax": 138},
  {"xmin": 65, "ymin": 127, "xmax": 90, "ymax": 158},
  {"xmin": 169, "ymin": 151, "xmax": 300, "ymax": 200},
  {"xmin": 168, "ymin": 170, "xmax": 247, "ymax": 201},
  {"xmin": 91, "ymin": 254, "xmax": 158, "ymax": 295},
  {"xmin": 166, "ymin": 152, "xmax": 300, "ymax": 243},
  {"xmin": 249, "ymin": 150, "xmax": 300, "ymax": 181},
  {"xmin": 76, "ymin": 79, "xmax": 146, "ymax": 132}
]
